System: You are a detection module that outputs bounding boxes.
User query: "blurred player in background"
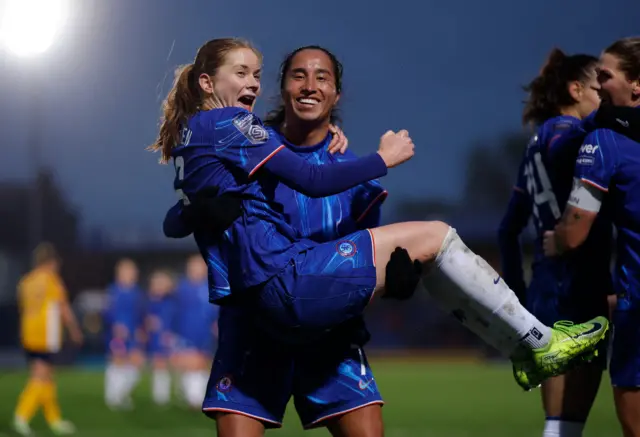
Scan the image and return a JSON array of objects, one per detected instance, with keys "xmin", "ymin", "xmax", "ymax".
[
  {"xmin": 13, "ymin": 243, "xmax": 83, "ymax": 436},
  {"xmin": 151, "ymin": 37, "xmax": 608, "ymax": 400},
  {"xmin": 544, "ymin": 37, "xmax": 640, "ymax": 437},
  {"xmin": 144, "ymin": 269, "xmax": 176, "ymax": 407},
  {"xmin": 173, "ymin": 255, "xmax": 219, "ymax": 409},
  {"xmin": 103, "ymin": 258, "xmax": 145, "ymax": 410},
  {"xmin": 499, "ymin": 49, "xmax": 611, "ymax": 437}
]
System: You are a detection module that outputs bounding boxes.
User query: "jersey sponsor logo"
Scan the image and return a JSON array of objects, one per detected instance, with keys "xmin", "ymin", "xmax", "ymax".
[
  {"xmin": 577, "ymin": 145, "xmax": 598, "ymax": 166},
  {"xmin": 577, "ymin": 156, "xmax": 594, "ymax": 166},
  {"xmin": 336, "ymin": 240, "xmax": 357, "ymax": 257},
  {"xmin": 216, "ymin": 375, "xmax": 233, "ymax": 393},
  {"xmin": 579, "ymin": 144, "xmax": 599, "ymax": 154},
  {"xmin": 232, "ymin": 112, "xmax": 269, "ymax": 144}
]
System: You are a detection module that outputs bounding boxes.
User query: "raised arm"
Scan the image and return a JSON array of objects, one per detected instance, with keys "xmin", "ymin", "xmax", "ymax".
[{"xmin": 212, "ymin": 109, "xmax": 413, "ymax": 198}]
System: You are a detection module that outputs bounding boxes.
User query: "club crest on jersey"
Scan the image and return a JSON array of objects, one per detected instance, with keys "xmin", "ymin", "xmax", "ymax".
[
  {"xmin": 336, "ymin": 240, "xmax": 357, "ymax": 257},
  {"xmin": 232, "ymin": 112, "xmax": 269, "ymax": 144},
  {"xmin": 217, "ymin": 375, "xmax": 233, "ymax": 393}
]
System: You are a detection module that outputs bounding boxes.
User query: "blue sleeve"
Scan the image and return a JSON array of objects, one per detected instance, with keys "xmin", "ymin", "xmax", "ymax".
[
  {"xmin": 574, "ymin": 130, "xmax": 618, "ymax": 192},
  {"xmin": 334, "ymin": 150, "xmax": 386, "ymax": 228},
  {"xmin": 497, "ymin": 160, "xmax": 531, "ymax": 300},
  {"xmin": 213, "ymin": 109, "xmax": 388, "ymax": 198},
  {"xmin": 353, "ymin": 181, "xmax": 387, "ymax": 229},
  {"xmin": 163, "ymin": 201, "xmax": 192, "ymax": 238}
]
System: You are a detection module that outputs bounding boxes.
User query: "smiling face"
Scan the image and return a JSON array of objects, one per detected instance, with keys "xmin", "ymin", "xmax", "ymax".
[
  {"xmin": 598, "ymin": 52, "xmax": 639, "ymax": 107},
  {"xmin": 198, "ymin": 47, "xmax": 262, "ymax": 112},
  {"xmin": 281, "ymin": 49, "xmax": 340, "ymax": 123}
]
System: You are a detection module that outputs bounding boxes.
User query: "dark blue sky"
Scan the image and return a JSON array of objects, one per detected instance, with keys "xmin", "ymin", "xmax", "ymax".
[{"xmin": 1, "ymin": 0, "xmax": 638, "ymax": 237}]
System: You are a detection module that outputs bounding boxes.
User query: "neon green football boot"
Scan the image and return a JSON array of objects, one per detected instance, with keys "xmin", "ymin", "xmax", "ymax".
[{"xmin": 511, "ymin": 316, "xmax": 609, "ymax": 391}]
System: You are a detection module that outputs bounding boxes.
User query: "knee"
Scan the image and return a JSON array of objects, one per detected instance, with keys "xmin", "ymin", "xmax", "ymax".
[
  {"xmin": 425, "ymin": 220, "xmax": 451, "ymax": 240},
  {"xmin": 416, "ymin": 220, "xmax": 452, "ymax": 257}
]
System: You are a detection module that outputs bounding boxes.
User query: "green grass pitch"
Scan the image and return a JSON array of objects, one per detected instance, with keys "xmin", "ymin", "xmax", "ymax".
[{"xmin": 0, "ymin": 360, "xmax": 620, "ymax": 436}]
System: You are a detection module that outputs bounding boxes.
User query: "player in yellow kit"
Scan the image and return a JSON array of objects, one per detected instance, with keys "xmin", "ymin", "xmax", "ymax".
[{"xmin": 13, "ymin": 243, "xmax": 83, "ymax": 436}]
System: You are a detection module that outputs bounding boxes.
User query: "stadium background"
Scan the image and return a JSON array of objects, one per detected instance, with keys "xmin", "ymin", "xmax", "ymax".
[{"xmin": 1, "ymin": 0, "xmax": 636, "ymax": 435}]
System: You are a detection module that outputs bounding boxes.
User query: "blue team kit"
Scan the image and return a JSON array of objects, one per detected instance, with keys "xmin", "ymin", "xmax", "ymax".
[
  {"xmin": 574, "ymin": 127, "xmax": 640, "ymax": 387},
  {"xmin": 166, "ymin": 107, "xmax": 388, "ymax": 426}
]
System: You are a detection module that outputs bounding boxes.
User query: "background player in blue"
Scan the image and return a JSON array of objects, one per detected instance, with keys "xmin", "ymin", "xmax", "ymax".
[
  {"xmin": 499, "ymin": 49, "xmax": 612, "ymax": 437},
  {"xmin": 103, "ymin": 258, "xmax": 145, "ymax": 410},
  {"xmin": 173, "ymin": 255, "xmax": 219, "ymax": 410},
  {"xmin": 543, "ymin": 37, "xmax": 640, "ymax": 437},
  {"xmin": 149, "ymin": 37, "xmax": 608, "ymax": 395},
  {"xmin": 165, "ymin": 46, "xmax": 390, "ymax": 436},
  {"xmin": 144, "ymin": 269, "xmax": 176, "ymax": 407}
]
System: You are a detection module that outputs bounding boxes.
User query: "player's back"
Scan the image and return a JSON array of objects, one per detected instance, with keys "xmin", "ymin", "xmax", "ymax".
[
  {"xmin": 173, "ymin": 108, "xmax": 307, "ymax": 294},
  {"xmin": 18, "ymin": 267, "xmax": 66, "ymax": 352},
  {"xmin": 520, "ymin": 116, "xmax": 612, "ymax": 303}
]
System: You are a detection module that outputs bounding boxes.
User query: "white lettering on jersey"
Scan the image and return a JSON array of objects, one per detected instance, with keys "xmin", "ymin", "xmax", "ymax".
[
  {"xmin": 523, "ymin": 151, "xmax": 561, "ymax": 227},
  {"xmin": 579, "ymin": 144, "xmax": 599, "ymax": 154}
]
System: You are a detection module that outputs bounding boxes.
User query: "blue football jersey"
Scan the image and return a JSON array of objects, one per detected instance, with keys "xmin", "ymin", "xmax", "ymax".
[
  {"xmin": 145, "ymin": 294, "xmax": 175, "ymax": 336},
  {"xmin": 273, "ymin": 130, "xmax": 387, "ymax": 244},
  {"xmin": 574, "ymin": 128, "xmax": 640, "ymax": 311},
  {"xmin": 511, "ymin": 116, "xmax": 612, "ymax": 304},
  {"xmin": 517, "ymin": 116, "xmax": 612, "ymax": 261},
  {"xmin": 105, "ymin": 284, "xmax": 145, "ymax": 334},
  {"xmin": 172, "ymin": 107, "xmax": 386, "ymax": 302}
]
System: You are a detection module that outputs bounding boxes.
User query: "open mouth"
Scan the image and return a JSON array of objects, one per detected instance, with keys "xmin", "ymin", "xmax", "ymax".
[
  {"xmin": 295, "ymin": 97, "xmax": 320, "ymax": 107},
  {"xmin": 238, "ymin": 95, "xmax": 256, "ymax": 108}
]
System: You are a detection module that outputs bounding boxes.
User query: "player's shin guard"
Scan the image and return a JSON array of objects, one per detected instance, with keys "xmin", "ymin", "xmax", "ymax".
[
  {"xmin": 543, "ymin": 418, "xmax": 584, "ymax": 437},
  {"xmin": 419, "ymin": 279, "xmax": 517, "ymax": 356},
  {"xmin": 152, "ymin": 370, "xmax": 171, "ymax": 405},
  {"xmin": 428, "ymin": 227, "xmax": 551, "ymax": 352}
]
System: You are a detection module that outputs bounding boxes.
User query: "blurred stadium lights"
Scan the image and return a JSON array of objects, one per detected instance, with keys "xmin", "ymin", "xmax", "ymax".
[
  {"xmin": 1, "ymin": 0, "xmax": 69, "ymax": 249},
  {"xmin": 0, "ymin": 0, "xmax": 69, "ymax": 57}
]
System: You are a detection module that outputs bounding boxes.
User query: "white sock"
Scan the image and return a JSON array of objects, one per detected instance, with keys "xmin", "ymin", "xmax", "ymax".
[
  {"xmin": 181, "ymin": 371, "xmax": 207, "ymax": 408},
  {"xmin": 121, "ymin": 365, "xmax": 140, "ymax": 400},
  {"xmin": 152, "ymin": 369, "xmax": 171, "ymax": 405},
  {"xmin": 543, "ymin": 418, "xmax": 584, "ymax": 437},
  {"xmin": 429, "ymin": 228, "xmax": 551, "ymax": 353},
  {"xmin": 105, "ymin": 364, "xmax": 127, "ymax": 406},
  {"xmin": 420, "ymin": 279, "xmax": 517, "ymax": 356}
]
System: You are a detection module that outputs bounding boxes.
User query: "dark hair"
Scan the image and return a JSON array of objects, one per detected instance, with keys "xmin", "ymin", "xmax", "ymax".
[
  {"xmin": 264, "ymin": 45, "xmax": 343, "ymax": 127},
  {"xmin": 149, "ymin": 38, "xmax": 262, "ymax": 163},
  {"xmin": 522, "ymin": 48, "xmax": 598, "ymax": 126},
  {"xmin": 605, "ymin": 37, "xmax": 640, "ymax": 81}
]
